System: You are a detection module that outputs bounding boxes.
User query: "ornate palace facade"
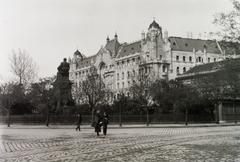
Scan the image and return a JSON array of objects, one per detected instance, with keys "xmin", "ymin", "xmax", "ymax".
[{"xmin": 69, "ymin": 20, "xmax": 238, "ymax": 98}]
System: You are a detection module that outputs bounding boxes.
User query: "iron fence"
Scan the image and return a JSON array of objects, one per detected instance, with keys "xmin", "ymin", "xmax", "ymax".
[{"xmin": 0, "ymin": 114, "xmax": 215, "ymax": 125}]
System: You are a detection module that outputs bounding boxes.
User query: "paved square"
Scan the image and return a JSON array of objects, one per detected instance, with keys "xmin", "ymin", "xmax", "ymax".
[{"xmin": 0, "ymin": 126, "xmax": 240, "ymax": 161}]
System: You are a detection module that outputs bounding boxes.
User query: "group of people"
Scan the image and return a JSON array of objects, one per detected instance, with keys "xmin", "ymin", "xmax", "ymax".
[
  {"xmin": 75, "ymin": 111, "xmax": 109, "ymax": 136},
  {"xmin": 93, "ymin": 111, "xmax": 109, "ymax": 136}
]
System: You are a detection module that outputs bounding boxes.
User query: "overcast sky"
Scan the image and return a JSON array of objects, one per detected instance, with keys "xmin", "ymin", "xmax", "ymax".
[{"xmin": 0, "ymin": 0, "xmax": 234, "ymax": 82}]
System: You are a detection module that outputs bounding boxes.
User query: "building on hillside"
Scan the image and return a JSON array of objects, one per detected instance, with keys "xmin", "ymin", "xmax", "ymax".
[
  {"xmin": 176, "ymin": 58, "xmax": 240, "ymax": 123},
  {"xmin": 68, "ymin": 20, "xmax": 239, "ymax": 99}
]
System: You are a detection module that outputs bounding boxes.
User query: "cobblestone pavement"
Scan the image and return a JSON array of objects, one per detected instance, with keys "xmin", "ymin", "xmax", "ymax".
[{"xmin": 0, "ymin": 126, "xmax": 239, "ymax": 162}]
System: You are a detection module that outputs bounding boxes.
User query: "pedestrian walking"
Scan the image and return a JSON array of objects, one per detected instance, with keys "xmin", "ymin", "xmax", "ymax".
[
  {"xmin": 102, "ymin": 112, "xmax": 109, "ymax": 135},
  {"xmin": 75, "ymin": 113, "xmax": 82, "ymax": 131},
  {"xmin": 93, "ymin": 110, "xmax": 102, "ymax": 136}
]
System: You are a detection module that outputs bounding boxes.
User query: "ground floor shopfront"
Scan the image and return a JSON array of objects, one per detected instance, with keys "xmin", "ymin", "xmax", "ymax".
[{"xmin": 219, "ymin": 100, "xmax": 240, "ymax": 123}]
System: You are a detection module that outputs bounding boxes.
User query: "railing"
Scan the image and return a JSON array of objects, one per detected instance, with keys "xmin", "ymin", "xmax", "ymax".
[{"xmin": 0, "ymin": 114, "xmax": 215, "ymax": 125}]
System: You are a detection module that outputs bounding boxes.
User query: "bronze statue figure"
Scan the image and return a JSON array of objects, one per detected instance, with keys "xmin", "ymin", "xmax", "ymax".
[{"xmin": 57, "ymin": 58, "xmax": 70, "ymax": 80}]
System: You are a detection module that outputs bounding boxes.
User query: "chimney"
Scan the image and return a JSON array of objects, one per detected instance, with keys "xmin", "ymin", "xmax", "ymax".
[
  {"xmin": 141, "ymin": 30, "xmax": 145, "ymax": 40},
  {"xmin": 114, "ymin": 32, "xmax": 118, "ymax": 41},
  {"xmin": 106, "ymin": 35, "xmax": 109, "ymax": 44},
  {"xmin": 164, "ymin": 29, "xmax": 168, "ymax": 42}
]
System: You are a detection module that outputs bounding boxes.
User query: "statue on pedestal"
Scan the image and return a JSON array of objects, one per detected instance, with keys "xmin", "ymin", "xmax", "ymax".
[
  {"xmin": 54, "ymin": 58, "xmax": 74, "ymax": 114},
  {"xmin": 57, "ymin": 58, "xmax": 70, "ymax": 80}
]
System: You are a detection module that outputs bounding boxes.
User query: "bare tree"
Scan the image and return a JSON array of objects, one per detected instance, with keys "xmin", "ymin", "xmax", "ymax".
[
  {"xmin": 29, "ymin": 76, "xmax": 57, "ymax": 126},
  {"xmin": 73, "ymin": 66, "xmax": 107, "ymax": 124},
  {"xmin": 0, "ymin": 82, "xmax": 23, "ymax": 127},
  {"xmin": 212, "ymin": 0, "xmax": 240, "ymax": 42},
  {"xmin": 9, "ymin": 49, "xmax": 38, "ymax": 86},
  {"xmin": 192, "ymin": 67, "xmax": 229, "ymax": 124},
  {"xmin": 130, "ymin": 69, "xmax": 156, "ymax": 126}
]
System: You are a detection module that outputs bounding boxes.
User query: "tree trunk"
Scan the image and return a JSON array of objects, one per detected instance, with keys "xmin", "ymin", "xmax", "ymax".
[
  {"xmin": 46, "ymin": 107, "xmax": 50, "ymax": 127},
  {"xmin": 233, "ymin": 100, "xmax": 237, "ymax": 124},
  {"xmin": 119, "ymin": 102, "xmax": 122, "ymax": 127},
  {"xmin": 91, "ymin": 108, "xmax": 94, "ymax": 126},
  {"xmin": 174, "ymin": 107, "xmax": 179, "ymax": 124},
  {"xmin": 146, "ymin": 108, "xmax": 149, "ymax": 126},
  {"xmin": 185, "ymin": 108, "xmax": 188, "ymax": 126},
  {"xmin": 215, "ymin": 103, "xmax": 219, "ymax": 124},
  {"xmin": 7, "ymin": 109, "xmax": 10, "ymax": 127}
]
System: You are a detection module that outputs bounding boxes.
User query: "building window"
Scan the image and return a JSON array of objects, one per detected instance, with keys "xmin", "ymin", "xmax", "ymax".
[
  {"xmin": 163, "ymin": 66, "xmax": 166, "ymax": 72},
  {"xmin": 138, "ymin": 57, "xmax": 140, "ymax": 64},
  {"xmin": 133, "ymin": 70, "xmax": 135, "ymax": 76},
  {"xmin": 127, "ymin": 71, "xmax": 130, "ymax": 79},
  {"xmin": 122, "ymin": 82, "xmax": 124, "ymax": 88},
  {"xmin": 117, "ymin": 83, "xmax": 119, "ymax": 89},
  {"xmin": 122, "ymin": 72, "xmax": 124, "ymax": 79},
  {"xmin": 189, "ymin": 56, "xmax": 192, "ymax": 62},
  {"xmin": 176, "ymin": 56, "xmax": 179, "ymax": 61},
  {"xmin": 177, "ymin": 67, "xmax": 179, "ymax": 74},
  {"xmin": 197, "ymin": 57, "xmax": 202, "ymax": 62},
  {"xmin": 208, "ymin": 58, "xmax": 210, "ymax": 63},
  {"xmin": 183, "ymin": 67, "xmax": 186, "ymax": 73},
  {"xmin": 75, "ymin": 73, "xmax": 78, "ymax": 78},
  {"xmin": 183, "ymin": 56, "xmax": 186, "ymax": 62},
  {"xmin": 117, "ymin": 73, "xmax": 119, "ymax": 80},
  {"xmin": 159, "ymin": 55, "xmax": 162, "ymax": 60},
  {"xmin": 214, "ymin": 58, "xmax": 216, "ymax": 62}
]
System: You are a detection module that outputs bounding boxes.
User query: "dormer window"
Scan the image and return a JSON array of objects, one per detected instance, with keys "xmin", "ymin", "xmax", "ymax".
[
  {"xmin": 173, "ymin": 42, "xmax": 176, "ymax": 45},
  {"xmin": 124, "ymin": 50, "xmax": 126, "ymax": 53},
  {"xmin": 132, "ymin": 47, "xmax": 134, "ymax": 50},
  {"xmin": 185, "ymin": 43, "xmax": 188, "ymax": 46}
]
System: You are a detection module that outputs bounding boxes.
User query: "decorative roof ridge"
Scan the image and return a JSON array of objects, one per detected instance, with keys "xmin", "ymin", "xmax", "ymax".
[
  {"xmin": 82, "ymin": 54, "xmax": 97, "ymax": 60},
  {"xmin": 123, "ymin": 40, "xmax": 141, "ymax": 46},
  {"xmin": 115, "ymin": 44, "xmax": 124, "ymax": 58},
  {"xmin": 169, "ymin": 36, "xmax": 213, "ymax": 42}
]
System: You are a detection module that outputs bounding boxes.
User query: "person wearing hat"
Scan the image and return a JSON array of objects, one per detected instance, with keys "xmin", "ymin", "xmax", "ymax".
[
  {"xmin": 94, "ymin": 110, "xmax": 102, "ymax": 136},
  {"xmin": 102, "ymin": 112, "xmax": 109, "ymax": 135},
  {"xmin": 75, "ymin": 113, "xmax": 82, "ymax": 131}
]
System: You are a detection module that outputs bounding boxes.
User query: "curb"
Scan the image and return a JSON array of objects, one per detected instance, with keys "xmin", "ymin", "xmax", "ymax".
[{"xmin": 0, "ymin": 123, "xmax": 239, "ymax": 129}]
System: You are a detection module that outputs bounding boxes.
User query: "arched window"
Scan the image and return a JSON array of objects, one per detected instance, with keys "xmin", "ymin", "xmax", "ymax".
[
  {"xmin": 183, "ymin": 67, "xmax": 186, "ymax": 73},
  {"xmin": 176, "ymin": 67, "xmax": 179, "ymax": 74},
  {"xmin": 163, "ymin": 66, "xmax": 166, "ymax": 72}
]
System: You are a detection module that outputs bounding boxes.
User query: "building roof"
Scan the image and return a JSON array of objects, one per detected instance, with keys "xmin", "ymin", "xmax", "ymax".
[
  {"xmin": 177, "ymin": 58, "xmax": 240, "ymax": 80},
  {"xmin": 76, "ymin": 55, "xmax": 95, "ymax": 69},
  {"xmin": 118, "ymin": 41, "xmax": 141, "ymax": 58},
  {"xmin": 148, "ymin": 20, "xmax": 161, "ymax": 30},
  {"xmin": 169, "ymin": 37, "xmax": 222, "ymax": 54},
  {"xmin": 185, "ymin": 62, "xmax": 220, "ymax": 74},
  {"xmin": 104, "ymin": 39, "xmax": 121, "ymax": 57}
]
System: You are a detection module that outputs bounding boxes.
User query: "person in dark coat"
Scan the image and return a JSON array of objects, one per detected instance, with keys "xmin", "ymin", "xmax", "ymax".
[
  {"xmin": 76, "ymin": 113, "xmax": 82, "ymax": 131},
  {"xmin": 102, "ymin": 112, "xmax": 109, "ymax": 135},
  {"xmin": 94, "ymin": 110, "xmax": 102, "ymax": 136}
]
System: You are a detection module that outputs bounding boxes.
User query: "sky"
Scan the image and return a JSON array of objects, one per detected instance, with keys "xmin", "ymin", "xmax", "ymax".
[{"xmin": 0, "ymin": 0, "xmax": 235, "ymax": 83}]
